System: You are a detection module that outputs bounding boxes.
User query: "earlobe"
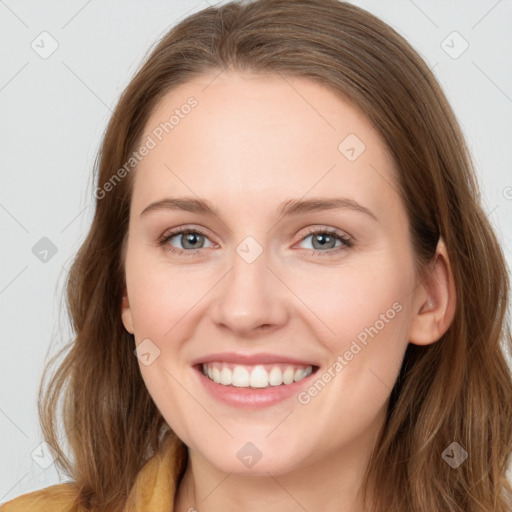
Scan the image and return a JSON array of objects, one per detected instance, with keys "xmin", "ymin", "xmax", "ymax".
[
  {"xmin": 121, "ymin": 289, "xmax": 134, "ymax": 335},
  {"xmin": 408, "ymin": 238, "xmax": 457, "ymax": 346}
]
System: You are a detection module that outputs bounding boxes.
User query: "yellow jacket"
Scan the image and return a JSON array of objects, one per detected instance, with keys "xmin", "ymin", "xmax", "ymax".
[{"xmin": 0, "ymin": 433, "xmax": 187, "ymax": 512}]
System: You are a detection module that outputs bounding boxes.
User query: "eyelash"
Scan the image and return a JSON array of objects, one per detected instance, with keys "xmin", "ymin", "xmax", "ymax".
[{"xmin": 158, "ymin": 226, "xmax": 353, "ymax": 258}]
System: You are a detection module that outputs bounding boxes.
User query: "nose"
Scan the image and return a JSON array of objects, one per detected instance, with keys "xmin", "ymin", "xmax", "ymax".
[{"xmin": 210, "ymin": 247, "xmax": 290, "ymax": 338}]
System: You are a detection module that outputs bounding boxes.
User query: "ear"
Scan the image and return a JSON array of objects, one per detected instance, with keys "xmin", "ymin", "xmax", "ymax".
[
  {"xmin": 408, "ymin": 237, "xmax": 456, "ymax": 346},
  {"xmin": 121, "ymin": 284, "xmax": 134, "ymax": 335}
]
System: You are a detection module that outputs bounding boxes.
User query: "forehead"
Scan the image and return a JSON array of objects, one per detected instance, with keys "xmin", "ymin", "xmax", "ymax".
[{"xmin": 132, "ymin": 70, "xmax": 402, "ymax": 223}]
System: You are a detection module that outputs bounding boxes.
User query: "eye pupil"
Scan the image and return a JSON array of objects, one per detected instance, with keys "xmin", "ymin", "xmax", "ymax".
[
  {"xmin": 312, "ymin": 233, "xmax": 336, "ymax": 250},
  {"xmin": 183, "ymin": 232, "xmax": 203, "ymax": 249}
]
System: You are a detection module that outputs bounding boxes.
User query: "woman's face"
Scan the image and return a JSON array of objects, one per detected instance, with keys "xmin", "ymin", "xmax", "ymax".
[{"xmin": 121, "ymin": 70, "xmax": 427, "ymax": 475}]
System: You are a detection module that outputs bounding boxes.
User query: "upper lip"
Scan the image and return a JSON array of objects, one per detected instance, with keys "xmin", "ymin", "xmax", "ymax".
[{"xmin": 191, "ymin": 352, "xmax": 318, "ymax": 367}]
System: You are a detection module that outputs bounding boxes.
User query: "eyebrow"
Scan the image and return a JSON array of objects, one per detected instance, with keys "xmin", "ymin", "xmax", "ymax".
[{"xmin": 140, "ymin": 196, "xmax": 377, "ymax": 221}]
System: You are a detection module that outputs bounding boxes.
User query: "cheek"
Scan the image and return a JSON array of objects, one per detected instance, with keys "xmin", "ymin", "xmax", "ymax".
[
  {"xmin": 300, "ymin": 260, "xmax": 409, "ymax": 336},
  {"xmin": 289, "ymin": 265, "xmax": 412, "ymax": 442},
  {"xmin": 125, "ymin": 249, "xmax": 208, "ymax": 337},
  {"xmin": 294, "ymin": 257, "xmax": 412, "ymax": 387}
]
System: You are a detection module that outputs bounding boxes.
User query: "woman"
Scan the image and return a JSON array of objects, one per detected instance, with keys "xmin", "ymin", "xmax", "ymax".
[{"xmin": 2, "ymin": 0, "xmax": 511, "ymax": 511}]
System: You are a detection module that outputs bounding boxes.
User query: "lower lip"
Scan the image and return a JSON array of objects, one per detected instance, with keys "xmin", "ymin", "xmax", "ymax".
[{"xmin": 194, "ymin": 366, "xmax": 318, "ymax": 408}]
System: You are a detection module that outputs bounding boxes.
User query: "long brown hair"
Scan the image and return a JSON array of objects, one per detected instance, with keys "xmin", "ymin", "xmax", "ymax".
[{"xmin": 38, "ymin": 0, "xmax": 512, "ymax": 510}]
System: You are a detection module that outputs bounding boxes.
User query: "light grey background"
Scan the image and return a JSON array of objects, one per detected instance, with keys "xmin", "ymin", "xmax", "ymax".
[{"xmin": 1, "ymin": 0, "xmax": 511, "ymax": 501}]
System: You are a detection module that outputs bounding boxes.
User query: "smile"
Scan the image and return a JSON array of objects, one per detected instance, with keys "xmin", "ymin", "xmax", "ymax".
[
  {"xmin": 191, "ymin": 352, "xmax": 320, "ymax": 408},
  {"xmin": 201, "ymin": 362, "xmax": 314, "ymax": 388}
]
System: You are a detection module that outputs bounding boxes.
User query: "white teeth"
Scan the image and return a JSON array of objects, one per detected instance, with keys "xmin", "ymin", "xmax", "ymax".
[
  {"xmin": 201, "ymin": 363, "xmax": 314, "ymax": 388},
  {"xmin": 249, "ymin": 365, "xmax": 268, "ymax": 388},
  {"xmin": 294, "ymin": 368, "xmax": 306, "ymax": 381},
  {"xmin": 268, "ymin": 367, "xmax": 283, "ymax": 386},
  {"xmin": 282, "ymin": 367, "xmax": 295, "ymax": 385},
  {"xmin": 220, "ymin": 366, "xmax": 232, "ymax": 385},
  {"xmin": 232, "ymin": 366, "xmax": 249, "ymax": 387}
]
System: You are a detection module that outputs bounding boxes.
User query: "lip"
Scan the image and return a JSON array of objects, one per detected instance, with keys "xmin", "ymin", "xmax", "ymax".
[
  {"xmin": 190, "ymin": 352, "xmax": 318, "ymax": 367},
  {"xmin": 191, "ymin": 352, "xmax": 319, "ymax": 409}
]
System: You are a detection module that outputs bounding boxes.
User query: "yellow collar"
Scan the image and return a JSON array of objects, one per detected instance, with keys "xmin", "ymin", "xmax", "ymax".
[
  {"xmin": 125, "ymin": 431, "xmax": 187, "ymax": 512},
  {"xmin": 0, "ymin": 432, "xmax": 188, "ymax": 512}
]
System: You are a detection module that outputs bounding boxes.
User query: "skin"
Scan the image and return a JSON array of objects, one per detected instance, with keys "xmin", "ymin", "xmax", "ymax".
[{"xmin": 121, "ymin": 70, "xmax": 456, "ymax": 512}]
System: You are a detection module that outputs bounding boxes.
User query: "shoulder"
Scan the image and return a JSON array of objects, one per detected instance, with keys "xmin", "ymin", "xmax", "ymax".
[{"xmin": 0, "ymin": 483, "xmax": 82, "ymax": 512}]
